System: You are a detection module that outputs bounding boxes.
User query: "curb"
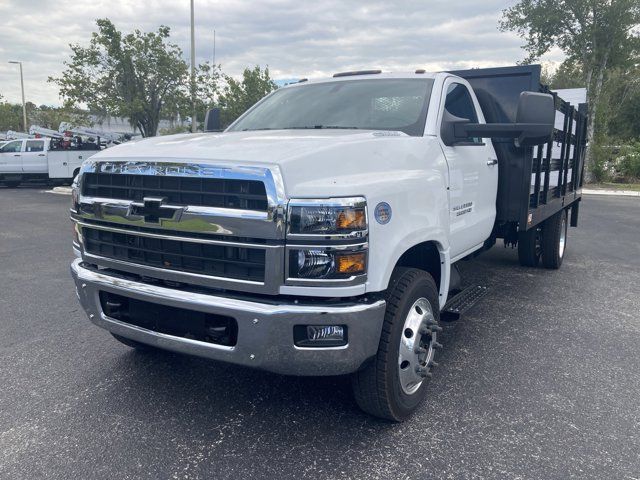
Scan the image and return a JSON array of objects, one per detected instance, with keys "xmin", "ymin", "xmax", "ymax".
[
  {"xmin": 582, "ymin": 189, "xmax": 640, "ymax": 197},
  {"xmin": 47, "ymin": 186, "xmax": 72, "ymax": 195}
]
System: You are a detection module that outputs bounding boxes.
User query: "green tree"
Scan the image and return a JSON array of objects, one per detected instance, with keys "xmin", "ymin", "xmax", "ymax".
[
  {"xmin": 500, "ymin": 0, "xmax": 640, "ymax": 180},
  {"xmin": 218, "ymin": 66, "xmax": 277, "ymax": 127},
  {"xmin": 0, "ymin": 98, "xmax": 23, "ymax": 132},
  {"xmin": 547, "ymin": 60, "xmax": 585, "ymax": 89},
  {"xmin": 51, "ymin": 19, "xmax": 189, "ymax": 137},
  {"xmin": 192, "ymin": 61, "xmax": 223, "ymax": 128},
  {"xmin": 601, "ymin": 65, "xmax": 640, "ymax": 140},
  {"xmin": 31, "ymin": 105, "xmax": 90, "ymax": 131}
]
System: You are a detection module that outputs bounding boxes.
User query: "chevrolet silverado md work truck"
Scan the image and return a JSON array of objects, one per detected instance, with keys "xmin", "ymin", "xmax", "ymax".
[{"xmin": 70, "ymin": 65, "xmax": 586, "ymax": 421}]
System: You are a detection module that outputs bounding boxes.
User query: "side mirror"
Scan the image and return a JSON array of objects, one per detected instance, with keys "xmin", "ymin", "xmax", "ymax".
[
  {"xmin": 440, "ymin": 110, "xmax": 472, "ymax": 147},
  {"xmin": 204, "ymin": 108, "xmax": 222, "ymax": 132},
  {"xmin": 513, "ymin": 92, "xmax": 556, "ymax": 146},
  {"xmin": 449, "ymin": 92, "xmax": 555, "ymax": 147}
]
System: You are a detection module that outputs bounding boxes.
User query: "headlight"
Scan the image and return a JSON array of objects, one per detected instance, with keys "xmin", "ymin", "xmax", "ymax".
[
  {"xmin": 289, "ymin": 248, "xmax": 367, "ymax": 280},
  {"xmin": 288, "ymin": 197, "xmax": 367, "ymax": 237},
  {"xmin": 286, "ymin": 197, "xmax": 368, "ymax": 284}
]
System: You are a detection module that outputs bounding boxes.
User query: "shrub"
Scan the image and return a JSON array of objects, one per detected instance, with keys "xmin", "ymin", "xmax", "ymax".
[{"xmin": 617, "ymin": 143, "xmax": 640, "ymax": 179}]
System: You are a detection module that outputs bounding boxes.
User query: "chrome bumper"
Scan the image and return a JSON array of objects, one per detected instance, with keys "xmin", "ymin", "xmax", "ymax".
[{"xmin": 70, "ymin": 259, "xmax": 386, "ymax": 376}]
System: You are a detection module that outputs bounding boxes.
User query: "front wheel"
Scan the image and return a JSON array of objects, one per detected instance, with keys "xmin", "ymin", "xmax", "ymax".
[
  {"xmin": 351, "ymin": 268, "xmax": 441, "ymax": 421},
  {"xmin": 542, "ymin": 209, "xmax": 568, "ymax": 269}
]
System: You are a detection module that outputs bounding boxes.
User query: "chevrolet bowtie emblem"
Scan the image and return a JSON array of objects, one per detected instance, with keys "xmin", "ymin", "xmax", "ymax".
[{"xmin": 129, "ymin": 197, "xmax": 183, "ymax": 224}]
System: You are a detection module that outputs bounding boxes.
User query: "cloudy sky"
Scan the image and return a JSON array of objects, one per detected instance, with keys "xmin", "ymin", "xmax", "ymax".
[{"xmin": 0, "ymin": 0, "xmax": 563, "ymax": 106}]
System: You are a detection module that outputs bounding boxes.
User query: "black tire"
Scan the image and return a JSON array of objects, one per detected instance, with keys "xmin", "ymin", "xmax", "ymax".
[
  {"xmin": 111, "ymin": 333, "xmax": 154, "ymax": 351},
  {"xmin": 351, "ymin": 267, "xmax": 440, "ymax": 421},
  {"xmin": 4, "ymin": 181, "xmax": 20, "ymax": 188},
  {"xmin": 542, "ymin": 209, "xmax": 568, "ymax": 269},
  {"xmin": 517, "ymin": 227, "xmax": 542, "ymax": 267}
]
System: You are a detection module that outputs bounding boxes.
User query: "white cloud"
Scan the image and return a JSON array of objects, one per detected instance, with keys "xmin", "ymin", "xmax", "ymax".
[{"xmin": 0, "ymin": 0, "xmax": 565, "ymax": 106}]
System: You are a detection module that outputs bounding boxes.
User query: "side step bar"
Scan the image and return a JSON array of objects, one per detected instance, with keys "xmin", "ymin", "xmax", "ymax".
[{"xmin": 441, "ymin": 285, "xmax": 489, "ymax": 321}]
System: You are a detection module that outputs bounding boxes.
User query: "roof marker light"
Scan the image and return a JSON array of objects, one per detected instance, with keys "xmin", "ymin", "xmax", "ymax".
[{"xmin": 333, "ymin": 69, "xmax": 382, "ymax": 78}]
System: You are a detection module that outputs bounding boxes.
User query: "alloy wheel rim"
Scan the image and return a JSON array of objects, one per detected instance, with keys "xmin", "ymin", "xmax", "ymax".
[
  {"xmin": 559, "ymin": 213, "xmax": 567, "ymax": 258},
  {"xmin": 398, "ymin": 297, "xmax": 437, "ymax": 395}
]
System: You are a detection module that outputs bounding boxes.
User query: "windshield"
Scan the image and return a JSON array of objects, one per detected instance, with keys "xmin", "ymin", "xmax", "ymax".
[{"xmin": 229, "ymin": 78, "xmax": 434, "ymax": 137}]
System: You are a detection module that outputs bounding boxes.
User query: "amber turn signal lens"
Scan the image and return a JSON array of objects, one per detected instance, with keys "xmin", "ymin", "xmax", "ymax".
[
  {"xmin": 337, "ymin": 252, "xmax": 366, "ymax": 274},
  {"xmin": 337, "ymin": 208, "xmax": 366, "ymax": 230}
]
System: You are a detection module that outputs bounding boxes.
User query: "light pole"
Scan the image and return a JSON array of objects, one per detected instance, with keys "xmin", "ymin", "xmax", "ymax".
[
  {"xmin": 8, "ymin": 61, "xmax": 27, "ymax": 132},
  {"xmin": 190, "ymin": 0, "xmax": 197, "ymax": 133}
]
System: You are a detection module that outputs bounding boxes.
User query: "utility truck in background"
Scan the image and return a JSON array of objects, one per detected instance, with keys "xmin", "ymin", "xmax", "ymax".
[
  {"xmin": 69, "ymin": 65, "xmax": 586, "ymax": 421},
  {"xmin": 0, "ymin": 136, "xmax": 100, "ymax": 187}
]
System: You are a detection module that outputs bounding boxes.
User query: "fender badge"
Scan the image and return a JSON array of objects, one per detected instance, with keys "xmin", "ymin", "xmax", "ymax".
[{"xmin": 374, "ymin": 202, "xmax": 392, "ymax": 225}]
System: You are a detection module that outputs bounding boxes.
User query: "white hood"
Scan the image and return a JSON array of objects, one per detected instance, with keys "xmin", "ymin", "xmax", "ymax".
[{"xmin": 93, "ymin": 130, "xmax": 441, "ymax": 197}]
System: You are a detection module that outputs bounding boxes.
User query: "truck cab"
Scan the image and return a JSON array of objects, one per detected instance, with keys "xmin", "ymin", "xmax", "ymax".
[{"xmin": 69, "ymin": 66, "xmax": 585, "ymax": 421}]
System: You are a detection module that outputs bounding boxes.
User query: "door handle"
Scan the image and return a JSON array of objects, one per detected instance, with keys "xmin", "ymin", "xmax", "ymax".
[
  {"xmin": 38, "ymin": 153, "xmax": 46, "ymax": 156},
  {"xmin": 487, "ymin": 158, "xmax": 498, "ymax": 166},
  {"xmin": 13, "ymin": 154, "xmax": 21, "ymax": 157}
]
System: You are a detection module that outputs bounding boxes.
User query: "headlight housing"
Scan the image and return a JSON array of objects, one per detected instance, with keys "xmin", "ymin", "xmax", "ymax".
[
  {"xmin": 288, "ymin": 247, "xmax": 367, "ymax": 280},
  {"xmin": 287, "ymin": 197, "xmax": 367, "ymax": 238},
  {"xmin": 286, "ymin": 197, "xmax": 368, "ymax": 284}
]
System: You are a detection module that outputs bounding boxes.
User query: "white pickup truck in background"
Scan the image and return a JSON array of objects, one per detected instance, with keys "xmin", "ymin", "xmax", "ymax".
[
  {"xmin": 0, "ymin": 137, "xmax": 100, "ymax": 187},
  {"xmin": 69, "ymin": 65, "xmax": 587, "ymax": 421}
]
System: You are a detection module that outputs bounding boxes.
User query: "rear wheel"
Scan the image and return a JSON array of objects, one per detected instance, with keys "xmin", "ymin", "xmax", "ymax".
[
  {"xmin": 542, "ymin": 209, "xmax": 568, "ymax": 269},
  {"xmin": 351, "ymin": 268, "xmax": 441, "ymax": 421},
  {"xmin": 111, "ymin": 333, "xmax": 155, "ymax": 351},
  {"xmin": 517, "ymin": 226, "xmax": 542, "ymax": 267}
]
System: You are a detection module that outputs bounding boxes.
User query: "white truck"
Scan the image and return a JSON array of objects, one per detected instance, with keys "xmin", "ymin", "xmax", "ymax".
[
  {"xmin": 0, "ymin": 137, "xmax": 99, "ymax": 187},
  {"xmin": 69, "ymin": 65, "xmax": 586, "ymax": 421}
]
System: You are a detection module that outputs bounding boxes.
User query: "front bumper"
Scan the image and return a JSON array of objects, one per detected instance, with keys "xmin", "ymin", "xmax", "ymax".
[{"xmin": 70, "ymin": 259, "xmax": 386, "ymax": 376}]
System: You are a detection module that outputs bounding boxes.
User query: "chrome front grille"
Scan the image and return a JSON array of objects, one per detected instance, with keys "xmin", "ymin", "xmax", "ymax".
[
  {"xmin": 72, "ymin": 160, "xmax": 286, "ymax": 294},
  {"xmin": 83, "ymin": 226, "xmax": 266, "ymax": 282},
  {"xmin": 82, "ymin": 172, "xmax": 268, "ymax": 211}
]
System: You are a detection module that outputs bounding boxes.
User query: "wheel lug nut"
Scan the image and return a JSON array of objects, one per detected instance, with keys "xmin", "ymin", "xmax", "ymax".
[
  {"xmin": 428, "ymin": 360, "xmax": 439, "ymax": 368},
  {"xmin": 415, "ymin": 366, "xmax": 432, "ymax": 378},
  {"xmin": 431, "ymin": 325, "xmax": 443, "ymax": 333},
  {"xmin": 414, "ymin": 346, "xmax": 427, "ymax": 355},
  {"xmin": 433, "ymin": 341, "xmax": 443, "ymax": 349}
]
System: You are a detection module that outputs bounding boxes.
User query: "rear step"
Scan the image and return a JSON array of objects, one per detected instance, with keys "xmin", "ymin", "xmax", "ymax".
[{"xmin": 441, "ymin": 285, "xmax": 489, "ymax": 321}]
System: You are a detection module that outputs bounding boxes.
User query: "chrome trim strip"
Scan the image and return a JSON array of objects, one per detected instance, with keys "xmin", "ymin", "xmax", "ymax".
[
  {"xmin": 286, "ymin": 242, "xmax": 368, "ymax": 250},
  {"xmin": 76, "ymin": 220, "xmax": 280, "ymax": 249},
  {"xmin": 80, "ymin": 196, "xmax": 270, "ymax": 221},
  {"xmin": 288, "ymin": 197, "xmax": 367, "ymax": 207},
  {"xmin": 103, "ymin": 314, "xmax": 236, "ymax": 352},
  {"xmin": 83, "ymin": 252, "xmax": 266, "ymax": 287}
]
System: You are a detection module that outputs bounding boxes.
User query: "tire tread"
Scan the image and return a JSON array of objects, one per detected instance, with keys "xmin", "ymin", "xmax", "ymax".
[{"xmin": 352, "ymin": 267, "xmax": 438, "ymax": 421}]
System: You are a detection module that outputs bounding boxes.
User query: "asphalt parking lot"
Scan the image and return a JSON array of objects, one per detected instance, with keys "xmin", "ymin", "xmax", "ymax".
[{"xmin": 1, "ymin": 186, "xmax": 638, "ymax": 479}]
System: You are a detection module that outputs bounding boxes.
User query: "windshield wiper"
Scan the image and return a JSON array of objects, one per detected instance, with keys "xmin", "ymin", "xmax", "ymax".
[{"xmin": 241, "ymin": 127, "xmax": 277, "ymax": 131}]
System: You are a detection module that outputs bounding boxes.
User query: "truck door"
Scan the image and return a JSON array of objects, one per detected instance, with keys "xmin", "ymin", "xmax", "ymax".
[
  {"xmin": 21, "ymin": 139, "xmax": 47, "ymax": 174},
  {"xmin": 0, "ymin": 140, "xmax": 24, "ymax": 173},
  {"xmin": 438, "ymin": 80, "xmax": 498, "ymax": 258}
]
